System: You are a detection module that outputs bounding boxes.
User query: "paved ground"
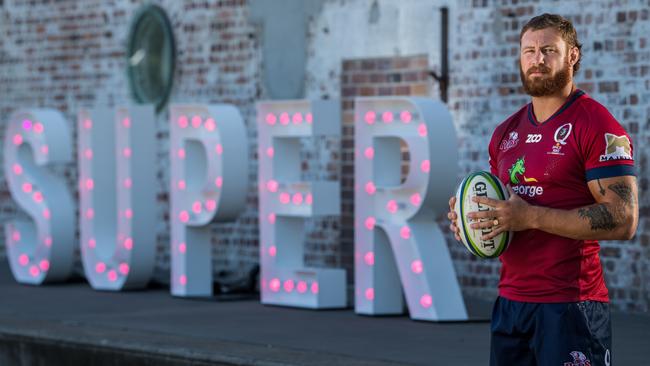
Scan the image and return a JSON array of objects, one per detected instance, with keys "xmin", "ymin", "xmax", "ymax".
[{"xmin": 0, "ymin": 262, "xmax": 648, "ymax": 365}]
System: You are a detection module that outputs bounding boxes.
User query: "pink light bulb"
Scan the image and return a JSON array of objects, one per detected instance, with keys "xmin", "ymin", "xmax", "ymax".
[
  {"xmin": 84, "ymin": 119, "xmax": 92, "ymax": 129},
  {"xmin": 364, "ymin": 147, "xmax": 374, "ymax": 159},
  {"xmin": 306, "ymin": 193, "xmax": 313, "ymax": 205},
  {"xmin": 122, "ymin": 118, "xmax": 130, "ymax": 128},
  {"xmin": 29, "ymin": 265, "xmax": 40, "ymax": 277},
  {"xmin": 177, "ymin": 148, "xmax": 185, "ymax": 159},
  {"xmin": 268, "ymin": 213, "xmax": 276, "ymax": 224},
  {"xmin": 411, "ymin": 260, "xmax": 423, "ymax": 274},
  {"xmin": 23, "ymin": 120, "xmax": 33, "ymax": 130},
  {"xmin": 42, "ymin": 209, "xmax": 50, "ymax": 220},
  {"xmin": 292, "ymin": 193, "xmax": 303, "ymax": 205},
  {"xmin": 279, "ymin": 112, "xmax": 290, "ymax": 125},
  {"xmin": 365, "ymin": 181, "xmax": 376, "ymax": 195},
  {"xmin": 39, "ymin": 259, "xmax": 50, "ymax": 271},
  {"xmin": 123, "ymin": 237, "xmax": 133, "ymax": 250},
  {"xmin": 123, "ymin": 147, "xmax": 132, "ymax": 158},
  {"xmin": 400, "ymin": 226, "xmax": 411, "ymax": 239},
  {"xmin": 108, "ymin": 270, "xmax": 118, "ymax": 282},
  {"xmin": 179, "ymin": 275, "xmax": 187, "ymax": 286},
  {"xmin": 270, "ymin": 278, "xmax": 281, "ymax": 292},
  {"xmin": 177, "ymin": 180, "xmax": 186, "ymax": 190},
  {"xmin": 420, "ymin": 160, "xmax": 431, "ymax": 173},
  {"xmin": 119, "ymin": 263, "xmax": 130, "ymax": 275},
  {"xmin": 95, "ymin": 262, "xmax": 106, "ymax": 273},
  {"xmin": 85, "ymin": 179, "xmax": 94, "ymax": 190},
  {"xmin": 22, "ymin": 182, "xmax": 33, "ymax": 193},
  {"xmin": 192, "ymin": 201, "xmax": 202, "ymax": 214},
  {"xmin": 266, "ymin": 113, "xmax": 277, "ymax": 125},
  {"xmin": 386, "ymin": 199, "xmax": 398, "ymax": 214},
  {"xmin": 400, "ymin": 110, "xmax": 412, "ymax": 123},
  {"xmin": 86, "ymin": 208, "xmax": 94, "ymax": 219},
  {"xmin": 311, "ymin": 282, "xmax": 319, "ymax": 294},
  {"xmin": 266, "ymin": 147, "xmax": 274, "ymax": 158},
  {"xmin": 365, "ymin": 288, "xmax": 375, "ymax": 301},
  {"xmin": 420, "ymin": 294, "xmax": 433, "ymax": 308},
  {"xmin": 123, "ymin": 178, "xmax": 132, "ymax": 189},
  {"xmin": 268, "ymin": 245, "xmax": 277, "ymax": 257},
  {"xmin": 364, "ymin": 217, "xmax": 376, "ymax": 230},
  {"xmin": 179, "ymin": 242, "xmax": 187, "ymax": 253},
  {"xmin": 410, "ymin": 193, "xmax": 421, "ymax": 206},
  {"xmin": 12, "ymin": 164, "xmax": 23, "ymax": 175},
  {"xmin": 215, "ymin": 144, "xmax": 223, "ymax": 155},
  {"xmin": 178, "ymin": 116, "xmax": 188, "ymax": 128},
  {"xmin": 84, "ymin": 149, "xmax": 93, "ymax": 159},
  {"xmin": 382, "ymin": 111, "xmax": 393, "ymax": 123},
  {"xmin": 124, "ymin": 209, "xmax": 133, "ymax": 219},
  {"xmin": 33, "ymin": 191, "xmax": 43, "ymax": 203},
  {"xmin": 306, "ymin": 113, "xmax": 313, "ymax": 124},
  {"xmin": 418, "ymin": 123, "xmax": 428, "ymax": 137},
  {"xmin": 364, "ymin": 111, "xmax": 376, "ymax": 125},
  {"xmin": 34, "ymin": 122, "xmax": 44, "ymax": 134},
  {"xmin": 44, "ymin": 237, "xmax": 52, "ymax": 247},
  {"xmin": 18, "ymin": 254, "xmax": 29, "ymax": 266},
  {"xmin": 266, "ymin": 180, "xmax": 279, "ymax": 193},
  {"xmin": 205, "ymin": 118, "xmax": 216, "ymax": 131},
  {"xmin": 292, "ymin": 113, "xmax": 303, "ymax": 124},
  {"xmin": 13, "ymin": 134, "xmax": 23, "ymax": 145},
  {"xmin": 364, "ymin": 251, "xmax": 375, "ymax": 266},
  {"xmin": 40, "ymin": 145, "xmax": 48, "ymax": 155},
  {"xmin": 191, "ymin": 116, "xmax": 202, "ymax": 128},
  {"xmin": 179, "ymin": 211, "xmax": 190, "ymax": 223},
  {"xmin": 206, "ymin": 199, "xmax": 217, "ymax": 211},
  {"xmin": 297, "ymin": 281, "xmax": 307, "ymax": 293},
  {"xmin": 215, "ymin": 176, "xmax": 223, "ymax": 188},
  {"xmin": 88, "ymin": 238, "xmax": 96, "ymax": 248},
  {"xmin": 11, "ymin": 231, "xmax": 20, "ymax": 242},
  {"xmin": 284, "ymin": 279, "xmax": 295, "ymax": 292},
  {"xmin": 279, "ymin": 192, "xmax": 291, "ymax": 205}
]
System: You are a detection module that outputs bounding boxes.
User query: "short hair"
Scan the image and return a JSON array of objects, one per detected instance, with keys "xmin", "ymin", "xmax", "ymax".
[{"xmin": 520, "ymin": 13, "xmax": 582, "ymax": 74}]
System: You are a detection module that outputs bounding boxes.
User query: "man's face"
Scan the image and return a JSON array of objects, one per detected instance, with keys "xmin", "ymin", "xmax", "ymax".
[{"xmin": 519, "ymin": 28, "xmax": 574, "ymax": 97}]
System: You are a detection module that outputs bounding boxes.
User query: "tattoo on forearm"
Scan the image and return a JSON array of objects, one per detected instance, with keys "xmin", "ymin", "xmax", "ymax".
[
  {"xmin": 597, "ymin": 179, "xmax": 606, "ymax": 196},
  {"xmin": 579, "ymin": 205, "xmax": 616, "ymax": 231},
  {"xmin": 608, "ymin": 182, "xmax": 635, "ymax": 206}
]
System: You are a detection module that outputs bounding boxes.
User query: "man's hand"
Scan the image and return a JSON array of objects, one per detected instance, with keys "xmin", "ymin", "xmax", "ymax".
[
  {"xmin": 447, "ymin": 196, "xmax": 462, "ymax": 242},
  {"xmin": 467, "ymin": 186, "xmax": 535, "ymax": 241}
]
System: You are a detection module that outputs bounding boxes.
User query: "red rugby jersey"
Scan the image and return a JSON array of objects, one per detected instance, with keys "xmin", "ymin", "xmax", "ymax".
[{"xmin": 488, "ymin": 89, "xmax": 635, "ymax": 303}]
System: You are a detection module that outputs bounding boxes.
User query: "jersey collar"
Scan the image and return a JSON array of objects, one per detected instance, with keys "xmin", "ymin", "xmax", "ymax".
[{"xmin": 527, "ymin": 89, "xmax": 586, "ymax": 126}]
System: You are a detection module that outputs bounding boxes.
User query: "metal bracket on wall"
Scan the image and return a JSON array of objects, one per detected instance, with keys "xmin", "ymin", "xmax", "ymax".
[{"xmin": 429, "ymin": 7, "xmax": 449, "ymax": 103}]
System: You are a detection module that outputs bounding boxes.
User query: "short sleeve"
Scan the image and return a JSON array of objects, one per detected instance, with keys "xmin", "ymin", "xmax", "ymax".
[{"xmin": 579, "ymin": 104, "xmax": 635, "ymax": 181}]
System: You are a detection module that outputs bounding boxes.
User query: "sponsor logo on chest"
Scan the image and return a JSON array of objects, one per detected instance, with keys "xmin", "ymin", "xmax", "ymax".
[
  {"xmin": 508, "ymin": 156, "xmax": 543, "ymax": 198},
  {"xmin": 547, "ymin": 122, "xmax": 572, "ymax": 156},
  {"xmin": 526, "ymin": 134, "xmax": 542, "ymax": 143}
]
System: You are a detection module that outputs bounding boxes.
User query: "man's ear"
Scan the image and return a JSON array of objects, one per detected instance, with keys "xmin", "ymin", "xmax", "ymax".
[{"xmin": 569, "ymin": 46, "xmax": 580, "ymax": 67}]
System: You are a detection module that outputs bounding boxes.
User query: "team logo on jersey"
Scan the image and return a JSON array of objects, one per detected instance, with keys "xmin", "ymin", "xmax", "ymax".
[
  {"xmin": 499, "ymin": 131, "xmax": 519, "ymax": 151},
  {"xmin": 599, "ymin": 133, "xmax": 632, "ymax": 162},
  {"xmin": 563, "ymin": 351, "xmax": 591, "ymax": 366},
  {"xmin": 548, "ymin": 123, "xmax": 572, "ymax": 155},
  {"xmin": 526, "ymin": 134, "xmax": 542, "ymax": 143},
  {"xmin": 508, "ymin": 157, "xmax": 543, "ymax": 197}
]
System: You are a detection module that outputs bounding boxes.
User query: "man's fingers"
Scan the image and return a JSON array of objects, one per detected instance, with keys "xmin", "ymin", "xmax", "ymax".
[
  {"xmin": 470, "ymin": 219, "xmax": 499, "ymax": 230},
  {"xmin": 481, "ymin": 226, "xmax": 504, "ymax": 241},
  {"xmin": 472, "ymin": 196, "xmax": 500, "ymax": 207},
  {"xmin": 467, "ymin": 210, "xmax": 497, "ymax": 220},
  {"xmin": 448, "ymin": 211, "xmax": 457, "ymax": 220}
]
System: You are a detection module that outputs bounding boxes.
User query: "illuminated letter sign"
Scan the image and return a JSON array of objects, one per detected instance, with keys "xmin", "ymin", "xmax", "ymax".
[
  {"xmin": 354, "ymin": 97, "xmax": 467, "ymax": 321},
  {"xmin": 78, "ymin": 106, "xmax": 157, "ymax": 290},
  {"xmin": 257, "ymin": 100, "xmax": 345, "ymax": 309},
  {"xmin": 169, "ymin": 105, "xmax": 248, "ymax": 297},
  {"xmin": 3, "ymin": 109, "xmax": 75, "ymax": 284}
]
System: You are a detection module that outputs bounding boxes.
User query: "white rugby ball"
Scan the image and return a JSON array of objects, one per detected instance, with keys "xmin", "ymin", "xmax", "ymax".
[{"xmin": 454, "ymin": 171, "xmax": 512, "ymax": 259}]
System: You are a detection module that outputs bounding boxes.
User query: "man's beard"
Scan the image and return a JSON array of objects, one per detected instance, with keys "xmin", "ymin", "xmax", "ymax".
[{"xmin": 520, "ymin": 59, "xmax": 572, "ymax": 97}]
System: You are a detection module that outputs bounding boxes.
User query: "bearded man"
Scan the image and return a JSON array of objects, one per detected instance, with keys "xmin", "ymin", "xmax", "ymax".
[{"xmin": 448, "ymin": 13, "xmax": 637, "ymax": 366}]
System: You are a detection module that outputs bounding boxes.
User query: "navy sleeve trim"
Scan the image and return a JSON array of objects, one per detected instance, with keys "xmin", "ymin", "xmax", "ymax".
[{"xmin": 586, "ymin": 165, "xmax": 636, "ymax": 181}]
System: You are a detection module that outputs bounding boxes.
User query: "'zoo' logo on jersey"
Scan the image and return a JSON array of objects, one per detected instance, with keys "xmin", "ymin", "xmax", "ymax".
[
  {"xmin": 599, "ymin": 133, "xmax": 632, "ymax": 162},
  {"xmin": 526, "ymin": 134, "xmax": 542, "ymax": 143}
]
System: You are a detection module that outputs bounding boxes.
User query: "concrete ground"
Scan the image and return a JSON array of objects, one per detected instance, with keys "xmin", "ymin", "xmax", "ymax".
[{"xmin": 0, "ymin": 262, "xmax": 648, "ymax": 366}]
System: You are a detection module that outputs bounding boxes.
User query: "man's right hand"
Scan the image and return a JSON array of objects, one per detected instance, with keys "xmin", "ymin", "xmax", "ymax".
[{"xmin": 447, "ymin": 196, "xmax": 462, "ymax": 242}]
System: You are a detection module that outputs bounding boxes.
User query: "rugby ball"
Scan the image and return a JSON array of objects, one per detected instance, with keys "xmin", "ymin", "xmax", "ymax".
[{"xmin": 454, "ymin": 171, "xmax": 512, "ymax": 259}]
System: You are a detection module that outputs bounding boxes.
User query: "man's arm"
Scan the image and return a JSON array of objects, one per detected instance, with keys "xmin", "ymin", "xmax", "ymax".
[{"xmin": 468, "ymin": 175, "xmax": 638, "ymax": 241}]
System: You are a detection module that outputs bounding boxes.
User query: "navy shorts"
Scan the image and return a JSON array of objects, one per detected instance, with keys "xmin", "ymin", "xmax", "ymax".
[{"xmin": 490, "ymin": 296, "xmax": 611, "ymax": 366}]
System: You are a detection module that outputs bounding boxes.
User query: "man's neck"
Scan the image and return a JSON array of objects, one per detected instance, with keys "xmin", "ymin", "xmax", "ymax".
[{"xmin": 530, "ymin": 83, "xmax": 576, "ymax": 123}]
